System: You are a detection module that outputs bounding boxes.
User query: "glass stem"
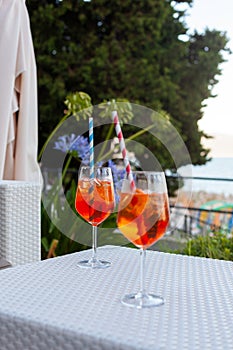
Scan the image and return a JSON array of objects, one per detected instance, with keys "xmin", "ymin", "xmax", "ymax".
[
  {"xmin": 91, "ymin": 225, "xmax": 98, "ymax": 262},
  {"xmin": 139, "ymin": 248, "xmax": 146, "ymax": 297}
]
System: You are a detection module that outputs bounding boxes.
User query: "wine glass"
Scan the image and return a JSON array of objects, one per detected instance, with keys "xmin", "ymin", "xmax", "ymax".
[
  {"xmin": 117, "ymin": 171, "xmax": 170, "ymax": 308},
  {"xmin": 75, "ymin": 166, "xmax": 115, "ymax": 268}
]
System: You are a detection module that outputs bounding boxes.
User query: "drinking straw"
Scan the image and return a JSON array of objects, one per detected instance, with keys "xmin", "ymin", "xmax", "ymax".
[
  {"xmin": 112, "ymin": 110, "xmax": 135, "ymax": 191},
  {"xmin": 88, "ymin": 116, "xmax": 95, "ymax": 214},
  {"xmin": 89, "ymin": 117, "xmax": 94, "ymax": 180}
]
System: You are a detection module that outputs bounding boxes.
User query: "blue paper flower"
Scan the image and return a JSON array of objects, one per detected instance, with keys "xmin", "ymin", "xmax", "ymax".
[{"xmin": 54, "ymin": 134, "xmax": 90, "ymax": 165}]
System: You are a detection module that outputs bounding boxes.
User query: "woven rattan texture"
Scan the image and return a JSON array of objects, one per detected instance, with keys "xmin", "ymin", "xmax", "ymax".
[
  {"xmin": 0, "ymin": 181, "xmax": 41, "ymax": 266},
  {"xmin": 0, "ymin": 246, "xmax": 232, "ymax": 349}
]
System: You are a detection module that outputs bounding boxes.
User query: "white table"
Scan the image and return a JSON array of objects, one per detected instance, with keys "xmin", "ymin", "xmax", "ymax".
[{"xmin": 0, "ymin": 245, "xmax": 233, "ymax": 350}]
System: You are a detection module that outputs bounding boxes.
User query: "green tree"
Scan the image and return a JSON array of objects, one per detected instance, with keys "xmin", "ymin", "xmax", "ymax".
[
  {"xmin": 169, "ymin": 29, "xmax": 230, "ymax": 164},
  {"xmin": 27, "ymin": 0, "xmax": 230, "ymax": 166}
]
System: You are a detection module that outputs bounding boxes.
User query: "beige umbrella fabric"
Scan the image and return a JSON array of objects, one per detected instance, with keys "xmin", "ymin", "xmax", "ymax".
[{"xmin": 0, "ymin": 0, "xmax": 41, "ymax": 182}]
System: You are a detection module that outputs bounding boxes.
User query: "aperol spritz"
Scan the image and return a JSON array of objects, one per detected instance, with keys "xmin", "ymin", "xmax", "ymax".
[
  {"xmin": 117, "ymin": 171, "xmax": 170, "ymax": 307},
  {"xmin": 75, "ymin": 166, "xmax": 115, "ymax": 268}
]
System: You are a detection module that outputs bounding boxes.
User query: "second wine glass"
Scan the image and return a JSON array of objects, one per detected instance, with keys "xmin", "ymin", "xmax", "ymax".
[
  {"xmin": 117, "ymin": 171, "xmax": 170, "ymax": 308},
  {"xmin": 75, "ymin": 166, "xmax": 115, "ymax": 268}
]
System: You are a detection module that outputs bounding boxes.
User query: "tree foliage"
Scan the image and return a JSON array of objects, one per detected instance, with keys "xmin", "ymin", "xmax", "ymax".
[{"xmin": 27, "ymin": 0, "xmax": 230, "ymax": 166}]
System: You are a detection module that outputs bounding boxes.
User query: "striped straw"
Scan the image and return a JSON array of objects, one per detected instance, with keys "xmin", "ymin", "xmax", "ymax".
[
  {"xmin": 112, "ymin": 110, "xmax": 135, "ymax": 191},
  {"xmin": 89, "ymin": 117, "xmax": 94, "ymax": 180},
  {"xmin": 89, "ymin": 117, "xmax": 95, "ymax": 214}
]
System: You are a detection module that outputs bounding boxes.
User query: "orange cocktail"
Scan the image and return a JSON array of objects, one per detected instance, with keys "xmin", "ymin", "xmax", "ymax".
[
  {"xmin": 75, "ymin": 178, "xmax": 115, "ymax": 226},
  {"xmin": 117, "ymin": 189, "xmax": 169, "ymax": 249}
]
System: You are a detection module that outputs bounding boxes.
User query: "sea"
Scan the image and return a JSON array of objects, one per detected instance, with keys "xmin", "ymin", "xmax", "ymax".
[{"xmin": 178, "ymin": 157, "xmax": 233, "ymax": 196}]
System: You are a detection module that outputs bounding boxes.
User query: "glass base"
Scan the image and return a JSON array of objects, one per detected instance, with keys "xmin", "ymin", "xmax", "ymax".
[
  {"xmin": 121, "ymin": 292, "xmax": 164, "ymax": 308},
  {"xmin": 77, "ymin": 259, "xmax": 111, "ymax": 269}
]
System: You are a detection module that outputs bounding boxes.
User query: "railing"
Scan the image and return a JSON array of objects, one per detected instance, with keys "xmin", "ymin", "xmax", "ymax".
[
  {"xmin": 167, "ymin": 174, "xmax": 233, "ymax": 236},
  {"xmin": 169, "ymin": 205, "xmax": 233, "ymax": 236}
]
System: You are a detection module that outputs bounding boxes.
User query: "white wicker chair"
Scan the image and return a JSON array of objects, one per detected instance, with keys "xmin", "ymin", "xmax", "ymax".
[{"xmin": 0, "ymin": 181, "xmax": 41, "ymax": 267}]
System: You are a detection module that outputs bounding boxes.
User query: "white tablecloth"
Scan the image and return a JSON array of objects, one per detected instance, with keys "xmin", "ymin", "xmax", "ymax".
[{"xmin": 0, "ymin": 245, "xmax": 233, "ymax": 350}]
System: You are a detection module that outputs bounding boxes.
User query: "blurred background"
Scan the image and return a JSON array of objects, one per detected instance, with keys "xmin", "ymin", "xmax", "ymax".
[{"xmin": 26, "ymin": 0, "xmax": 233, "ymax": 257}]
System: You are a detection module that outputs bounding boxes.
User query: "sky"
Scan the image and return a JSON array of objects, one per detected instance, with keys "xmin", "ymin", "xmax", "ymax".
[{"xmin": 178, "ymin": 0, "xmax": 233, "ymax": 157}]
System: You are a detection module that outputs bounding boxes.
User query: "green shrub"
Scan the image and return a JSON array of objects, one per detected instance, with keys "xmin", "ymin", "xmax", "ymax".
[{"xmin": 175, "ymin": 231, "xmax": 233, "ymax": 261}]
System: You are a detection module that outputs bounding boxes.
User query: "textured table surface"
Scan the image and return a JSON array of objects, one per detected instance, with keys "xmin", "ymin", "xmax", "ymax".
[{"xmin": 0, "ymin": 245, "xmax": 233, "ymax": 350}]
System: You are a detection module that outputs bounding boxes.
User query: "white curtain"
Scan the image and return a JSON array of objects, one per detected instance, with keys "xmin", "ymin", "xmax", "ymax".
[{"xmin": 0, "ymin": 0, "xmax": 41, "ymax": 182}]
